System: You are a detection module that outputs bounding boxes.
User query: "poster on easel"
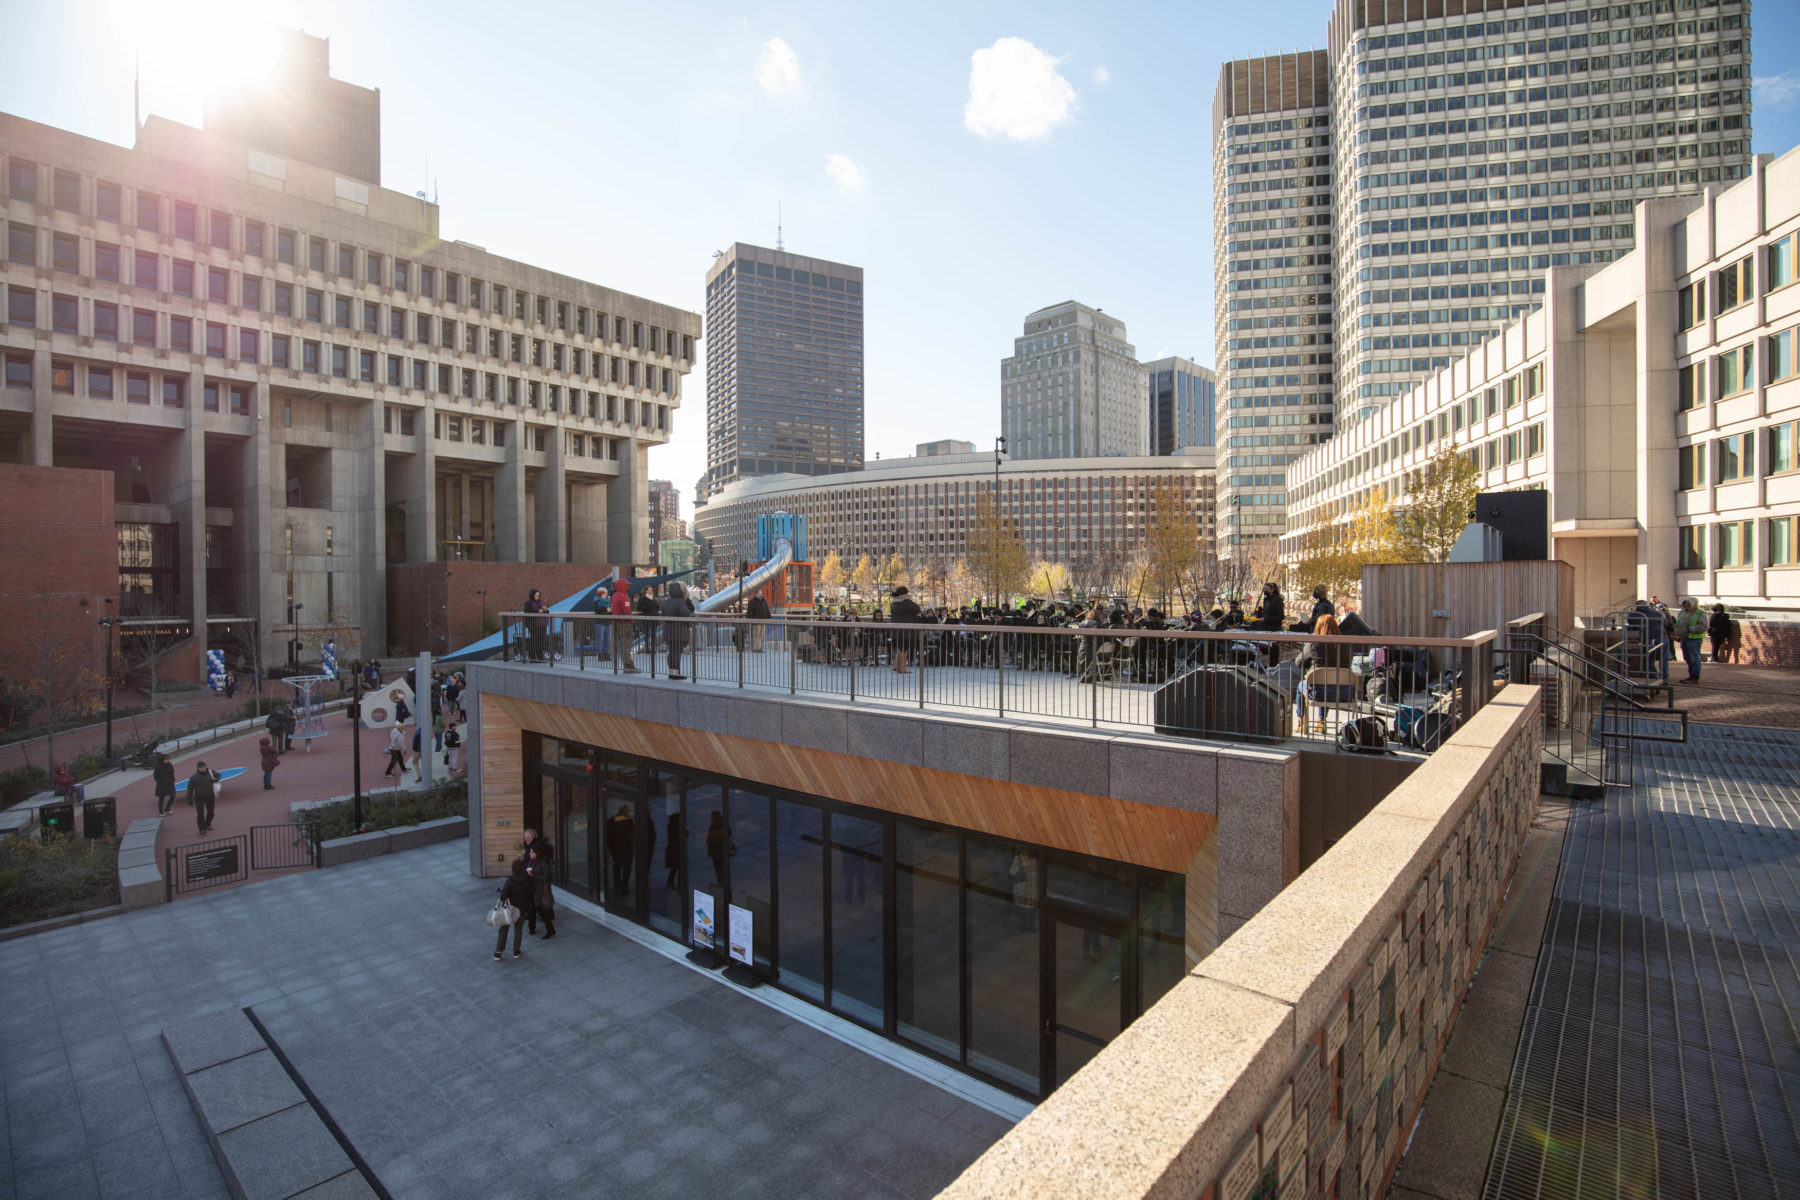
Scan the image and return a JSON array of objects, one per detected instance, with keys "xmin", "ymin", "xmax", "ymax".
[
  {"xmin": 691, "ymin": 890, "xmax": 715, "ymax": 948},
  {"xmin": 727, "ymin": 904, "xmax": 753, "ymax": 965}
]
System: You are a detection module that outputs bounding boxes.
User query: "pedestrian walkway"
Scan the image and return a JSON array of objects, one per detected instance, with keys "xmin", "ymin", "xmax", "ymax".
[
  {"xmin": 103, "ymin": 709, "xmax": 439, "ymax": 897},
  {"xmin": 0, "ymin": 841, "xmax": 1010, "ymax": 1199},
  {"xmin": 0, "ymin": 686, "xmax": 249, "ymax": 774},
  {"xmin": 1482, "ymin": 722, "xmax": 1800, "ymax": 1198}
]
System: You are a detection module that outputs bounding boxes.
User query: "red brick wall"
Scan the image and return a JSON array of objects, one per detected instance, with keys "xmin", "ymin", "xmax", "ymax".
[
  {"xmin": 0, "ymin": 464, "xmax": 119, "ymax": 694},
  {"xmin": 1737, "ymin": 620, "xmax": 1800, "ymax": 669},
  {"xmin": 386, "ymin": 562, "xmax": 630, "ymax": 656}
]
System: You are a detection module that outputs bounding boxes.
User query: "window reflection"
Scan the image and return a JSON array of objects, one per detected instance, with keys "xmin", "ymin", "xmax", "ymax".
[
  {"xmin": 829, "ymin": 813, "xmax": 885, "ymax": 1027},
  {"xmin": 967, "ymin": 837, "xmax": 1041, "ymax": 1096}
]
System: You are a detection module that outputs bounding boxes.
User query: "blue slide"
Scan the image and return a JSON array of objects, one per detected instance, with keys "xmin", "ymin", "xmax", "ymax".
[
  {"xmin": 174, "ymin": 767, "xmax": 249, "ymax": 792},
  {"xmin": 440, "ymin": 570, "xmax": 697, "ymax": 664}
]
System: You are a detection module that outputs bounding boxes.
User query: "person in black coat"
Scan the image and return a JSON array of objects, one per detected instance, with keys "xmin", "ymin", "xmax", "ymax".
[
  {"xmin": 526, "ymin": 845, "xmax": 556, "ymax": 938},
  {"xmin": 606, "ymin": 805, "xmax": 636, "ymax": 896},
  {"xmin": 1309, "ymin": 585, "xmax": 1335, "ymax": 626},
  {"xmin": 494, "ymin": 859, "xmax": 535, "ymax": 960},
  {"xmin": 888, "ymin": 586, "xmax": 921, "ymax": 674},
  {"xmin": 746, "ymin": 592, "xmax": 772, "ymax": 652},
  {"xmin": 152, "ymin": 753, "xmax": 176, "ymax": 815},
  {"xmin": 1254, "ymin": 582, "xmax": 1285, "ymax": 631},
  {"xmin": 660, "ymin": 583, "xmax": 695, "ymax": 678}
]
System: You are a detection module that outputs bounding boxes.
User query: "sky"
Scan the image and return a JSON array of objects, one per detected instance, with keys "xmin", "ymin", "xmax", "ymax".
[{"xmin": 4, "ymin": 0, "xmax": 1799, "ymax": 522}]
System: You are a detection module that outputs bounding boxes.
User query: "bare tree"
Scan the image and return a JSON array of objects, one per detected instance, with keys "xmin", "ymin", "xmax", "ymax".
[{"xmin": 964, "ymin": 495, "xmax": 1031, "ymax": 606}]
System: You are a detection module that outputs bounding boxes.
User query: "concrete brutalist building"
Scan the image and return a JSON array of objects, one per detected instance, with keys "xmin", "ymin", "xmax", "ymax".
[{"xmin": 0, "ymin": 37, "xmax": 698, "ymax": 665}]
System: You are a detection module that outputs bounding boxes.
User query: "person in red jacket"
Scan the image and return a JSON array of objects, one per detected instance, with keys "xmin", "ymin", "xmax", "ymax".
[
  {"xmin": 258, "ymin": 736, "xmax": 282, "ymax": 790},
  {"xmin": 610, "ymin": 578, "xmax": 640, "ymax": 673}
]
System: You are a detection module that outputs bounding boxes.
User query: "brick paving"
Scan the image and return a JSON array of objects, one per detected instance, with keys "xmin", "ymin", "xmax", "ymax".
[{"xmin": 1663, "ymin": 662, "xmax": 1800, "ymax": 730}]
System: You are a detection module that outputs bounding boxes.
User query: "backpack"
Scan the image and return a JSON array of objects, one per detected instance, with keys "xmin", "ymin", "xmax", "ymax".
[{"xmin": 1337, "ymin": 716, "xmax": 1390, "ymax": 754}]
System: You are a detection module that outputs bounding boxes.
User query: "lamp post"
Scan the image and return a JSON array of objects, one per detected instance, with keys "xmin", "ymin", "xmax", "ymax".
[
  {"xmin": 95, "ymin": 609, "xmax": 118, "ymax": 759},
  {"xmin": 349, "ymin": 670, "xmax": 364, "ymax": 833},
  {"xmin": 993, "ymin": 436, "xmax": 1007, "ymax": 607}
]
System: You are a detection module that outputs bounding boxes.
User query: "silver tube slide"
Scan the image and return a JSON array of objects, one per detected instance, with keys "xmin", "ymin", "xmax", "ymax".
[{"xmin": 693, "ymin": 537, "xmax": 795, "ymax": 615}]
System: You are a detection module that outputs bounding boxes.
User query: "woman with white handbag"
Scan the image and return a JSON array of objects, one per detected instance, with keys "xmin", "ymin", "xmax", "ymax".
[{"xmin": 490, "ymin": 859, "xmax": 535, "ymax": 961}]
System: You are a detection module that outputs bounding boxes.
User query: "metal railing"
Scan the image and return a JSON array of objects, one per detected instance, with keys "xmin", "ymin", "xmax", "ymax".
[
  {"xmin": 1505, "ymin": 612, "xmax": 1688, "ymax": 794},
  {"xmin": 498, "ymin": 612, "xmax": 1501, "ymax": 751}
]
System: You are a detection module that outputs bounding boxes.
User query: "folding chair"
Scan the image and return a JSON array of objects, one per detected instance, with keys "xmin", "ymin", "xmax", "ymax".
[{"xmin": 1302, "ymin": 667, "xmax": 1362, "ymax": 736}]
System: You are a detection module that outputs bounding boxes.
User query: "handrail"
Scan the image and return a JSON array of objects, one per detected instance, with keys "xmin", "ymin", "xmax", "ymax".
[
  {"xmin": 491, "ymin": 610, "xmax": 1504, "ymax": 751},
  {"xmin": 1508, "ymin": 624, "xmax": 1673, "ymax": 708}
]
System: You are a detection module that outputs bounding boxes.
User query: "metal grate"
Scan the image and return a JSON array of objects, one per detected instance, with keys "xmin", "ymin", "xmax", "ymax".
[{"xmin": 1484, "ymin": 724, "xmax": 1800, "ymax": 1200}]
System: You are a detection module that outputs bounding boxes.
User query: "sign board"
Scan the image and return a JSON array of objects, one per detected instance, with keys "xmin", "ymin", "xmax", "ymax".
[
  {"xmin": 728, "ymin": 904, "xmax": 753, "ymax": 966},
  {"xmin": 691, "ymin": 890, "xmax": 715, "ymax": 948},
  {"xmin": 186, "ymin": 844, "xmax": 241, "ymax": 885}
]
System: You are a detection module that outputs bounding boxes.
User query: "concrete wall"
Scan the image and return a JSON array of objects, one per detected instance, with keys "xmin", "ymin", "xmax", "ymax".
[
  {"xmin": 386, "ymin": 560, "xmax": 635, "ymax": 657},
  {"xmin": 940, "ymin": 685, "xmax": 1541, "ymax": 1200}
]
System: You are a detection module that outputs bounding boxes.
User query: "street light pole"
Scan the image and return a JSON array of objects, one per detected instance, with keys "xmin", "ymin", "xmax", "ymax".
[
  {"xmin": 96, "ymin": 614, "xmax": 117, "ymax": 759},
  {"xmin": 993, "ymin": 435, "xmax": 1007, "ymax": 608},
  {"xmin": 349, "ymin": 671, "xmax": 364, "ymax": 833}
]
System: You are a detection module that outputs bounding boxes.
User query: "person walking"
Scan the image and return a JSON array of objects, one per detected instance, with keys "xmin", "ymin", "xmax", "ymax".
[
  {"xmin": 523, "ymin": 588, "xmax": 550, "ymax": 663},
  {"xmin": 258, "ymin": 736, "xmax": 282, "ymax": 791},
  {"xmin": 888, "ymin": 585, "xmax": 921, "ymax": 674},
  {"xmin": 188, "ymin": 761, "xmax": 221, "ymax": 834},
  {"xmin": 610, "ymin": 579, "xmax": 640, "ymax": 673},
  {"xmin": 1672, "ymin": 598, "xmax": 1707, "ymax": 683},
  {"xmin": 493, "ymin": 858, "xmax": 535, "ymax": 961},
  {"xmin": 661, "ymin": 582, "xmax": 695, "ymax": 679},
  {"xmin": 385, "ymin": 725, "xmax": 408, "ymax": 779},
  {"xmin": 526, "ymin": 845, "xmax": 557, "ymax": 939},
  {"xmin": 152, "ymin": 753, "xmax": 176, "ymax": 815}
]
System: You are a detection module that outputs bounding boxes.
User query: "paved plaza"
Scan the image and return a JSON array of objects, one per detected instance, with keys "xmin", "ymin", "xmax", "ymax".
[{"xmin": 0, "ymin": 841, "xmax": 1012, "ymax": 1199}]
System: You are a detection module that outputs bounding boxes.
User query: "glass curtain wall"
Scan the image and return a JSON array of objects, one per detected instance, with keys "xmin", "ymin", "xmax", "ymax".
[{"xmin": 526, "ymin": 734, "xmax": 1185, "ymax": 1100}]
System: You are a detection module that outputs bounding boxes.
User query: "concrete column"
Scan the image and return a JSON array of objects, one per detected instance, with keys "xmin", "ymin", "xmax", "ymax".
[
  {"xmin": 169, "ymin": 404, "xmax": 209, "ymax": 663},
  {"xmin": 29, "ymin": 346, "xmax": 54, "ymax": 465},
  {"xmin": 235, "ymin": 374, "xmax": 279, "ymax": 666},
  {"xmin": 495, "ymin": 419, "xmax": 527, "ymax": 561},
  {"xmin": 1635, "ymin": 199, "xmax": 1686, "ymax": 602},
  {"xmin": 568, "ymin": 480, "xmax": 607, "ymax": 563},
  {"xmin": 606, "ymin": 438, "xmax": 648, "ymax": 564},
  {"xmin": 533, "ymin": 436, "xmax": 566, "ymax": 563},
  {"xmin": 353, "ymin": 398, "xmax": 386, "ymax": 656},
  {"xmin": 400, "ymin": 416, "xmax": 437, "ymax": 565}
]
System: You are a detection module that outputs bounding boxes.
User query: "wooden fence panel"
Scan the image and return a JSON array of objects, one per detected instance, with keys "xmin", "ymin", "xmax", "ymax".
[{"xmin": 1360, "ymin": 560, "xmax": 1574, "ymax": 638}]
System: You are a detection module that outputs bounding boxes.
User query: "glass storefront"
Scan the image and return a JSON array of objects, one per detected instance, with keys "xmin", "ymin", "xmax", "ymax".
[{"xmin": 520, "ymin": 733, "xmax": 1185, "ymax": 1100}]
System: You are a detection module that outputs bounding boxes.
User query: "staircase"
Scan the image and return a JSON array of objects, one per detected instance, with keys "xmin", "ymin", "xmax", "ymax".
[{"xmin": 1506, "ymin": 614, "xmax": 1688, "ymax": 799}]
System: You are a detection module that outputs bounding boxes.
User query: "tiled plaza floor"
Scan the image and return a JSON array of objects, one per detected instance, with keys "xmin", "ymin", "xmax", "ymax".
[{"xmin": 0, "ymin": 841, "xmax": 1010, "ymax": 1200}]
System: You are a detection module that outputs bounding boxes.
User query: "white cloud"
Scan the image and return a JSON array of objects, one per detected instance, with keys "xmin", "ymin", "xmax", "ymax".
[
  {"xmin": 755, "ymin": 37, "xmax": 804, "ymax": 96},
  {"xmin": 1754, "ymin": 74, "xmax": 1800, "ymax": 106},
  {"xmin": 1091, "ymin": 65, "xmax": 1110, "ymax": 85},
  {"xmin": 825, "ymin": 154, "xmax": 870, "ymax": 197},
  {"xmin": 964, "ymin": 37, "xmax": 1078, "ymax": 141}
]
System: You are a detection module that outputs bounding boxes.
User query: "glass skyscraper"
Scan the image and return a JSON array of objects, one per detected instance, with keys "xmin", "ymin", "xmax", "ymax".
[
  {"xmin": 1145, "ymin": 356, "xmax": 1218, "ymax": 454},
  {"xmin": 701, "ymin": 243, "xmax": 864, "ymax": 500}
]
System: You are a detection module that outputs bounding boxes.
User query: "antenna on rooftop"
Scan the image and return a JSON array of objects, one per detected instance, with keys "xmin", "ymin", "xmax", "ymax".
[{"xmin": 777, "ymin": 202, "xmax": 784, "ymax": 251}]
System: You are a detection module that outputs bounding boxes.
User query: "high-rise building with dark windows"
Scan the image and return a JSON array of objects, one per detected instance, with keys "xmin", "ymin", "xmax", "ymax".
[
  {"xmin": 700, "ymin": 243, "xmax": 864, "ymax": 501},
  {"xmin": 1144, "ymin": 356, "xmax": 1217, "ymax": 454}
]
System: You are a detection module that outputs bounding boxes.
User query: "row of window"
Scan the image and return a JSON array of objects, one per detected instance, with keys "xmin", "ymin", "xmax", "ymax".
[
  {"xmin": 1676, "ymin": 421, "xmax": 1800, "ymax": 489},
  {"xmin": 1350, "ymin": 1, "xmax": 1740, "ymax": 54},
  {"xmin": 3, "ymin": 231, "xmax": 682, "ymax": 383},
  {"xmin": 1678, "ymin": 516, "xmax": 1799, "ymax": 570},
  {"xmin": 2, "ymin": 286, "xmax": 680, "ymax": 399},
  {"xmin": 1677, "ymin": 234, "xmax": 1798, "ymax": 330},
  {"xmin": 3, "ymin": 157, "xmax": 692, "ymax": 357},
  {"xmin": 0, "ymin": 341, "xmax": 668, "ymax": 432},
  {"xmin": 1677, "ymin": 326, "xmax": 1800, "ymax": 409},
  {"xmin": 0, "ymin": 354, "xmax": 251, "ymax": 412}
]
